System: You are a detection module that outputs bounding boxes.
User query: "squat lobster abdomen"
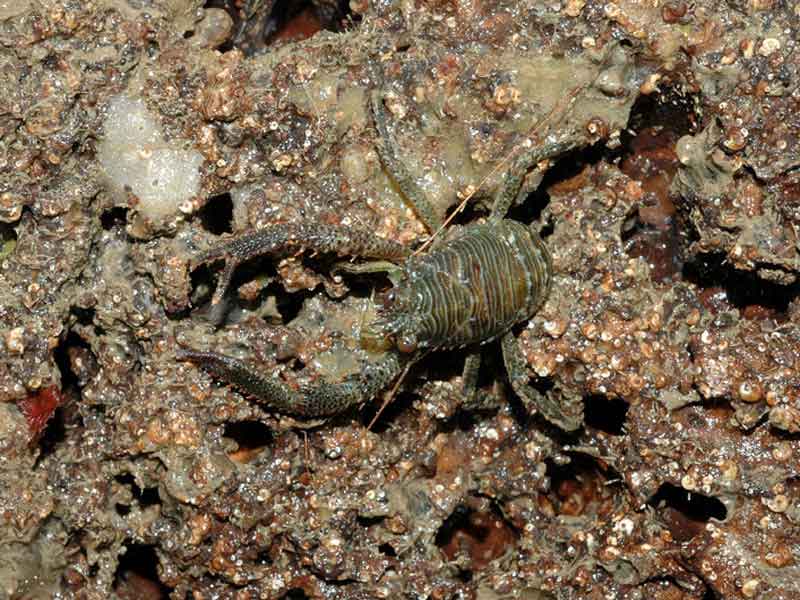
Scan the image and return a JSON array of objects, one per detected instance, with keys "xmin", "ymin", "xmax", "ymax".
[{"xmin": 379, "ymin": 221, "xmax": 551, "ymax": 351}]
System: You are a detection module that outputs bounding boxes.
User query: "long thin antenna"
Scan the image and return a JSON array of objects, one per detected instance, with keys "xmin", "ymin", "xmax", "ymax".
[{"xmin": 367, "ymin": 359, "xmax": 413, "ymax": 431}]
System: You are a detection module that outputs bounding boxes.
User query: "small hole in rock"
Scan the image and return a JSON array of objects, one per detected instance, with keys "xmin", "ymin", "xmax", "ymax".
[
  {"xmin": 101, "ymin": 207, "xmax": 128, "ymax": 230},
  {"xmin": 276, "ymin": 288, "xmax": 314, "ymax": 324},
  {"xmin": 34, "ymin": 331, "xmax": 93, "ymax": 455},
  {"xmin": 435, "ymin": 504, "xmax": 471, "ymax": 548},
  {"xmin": 113, "ymin": 543, "xmax": 172, "ymax": 598},
  {"xmin": 34, "ymin": 403, "xmax": 66, "ymax": 458},
  {"xmin": 357, "ymin": 515, "xmax": 385, "ymax": 528},
  {"xmin": 54, "ymin": 331, "xmax": 91, "ymax": 392},
  {"xmin": 378, "ymin": 543, "xmax": 396, "ymax": 557},
  {"xmin": 256, "ymin": 547, "xmax": 273, "ymax": 565},
  {"xmin": 42, "ymin": 53, "xmax": 59, "ymax": 69},
  {"xmin": 457, "ymin": 569, "xmax": 473, "ymax": 583},
  {"xmin": 530, "ymin": 377, "xmax": 553, "ymax": 395},
  {"xmin": 213, "ymin": 0, "xmax": 361, "ymax": 53},
  {"xmin": 440, "ymin": 407, "xmax": 479, "ymax": 435},
  {"xmin": 267, "ymin": 0, "xmax": 356, "ymax": 44},
  {"xmin": 191, "ymin": 256, "xmax": 280, "ymax": 323},
  {"xmin": 648, "ymin": 482, "xmax": 727, "ymax": 542},
  {"xmin": 435, "ymin": 502, "xmax": 517, "ymax": 570},
  {"xmin": 511, "ymin": 143, "xmax": 606, "ymax": 225},
  {"xmin": 583, "ymin": 394, "xmax": 628, "ymax": 435},
  {"xmin": 621, "ymin": 212, "xmax": 684, "ymax": 283},
  {"xmin": 281, "ymin": 589, "xmax": 311, "ymax": 600},
  {"xmin": 198, "ymin": 193, "xmax": 233, "ymax": 235},
  {"xmin": 223, "ymin": 420, "xmax": 272, "ymax": 463},
  {"xmin": 138, "ymin": 486, "xmax": 159, "ymax": 507},
  {"xmin": 0, "ymin": 221, "xmax": 17, "ymax": 257},
  {"xmin": 115, "ymin": 473, "xmax": 160, "ymax": 508},
  {"xmin": 625, "ymin": 87, "xmax": 698, "ymax": 141},
  {"xmin": 648, "ymin": 482, "xmax": 727, "ymax": 521},
  {"xmin": 702, "ymin": 586, "xmax": 719, "ymax": 600},
  {"xmin": 189, "ymin": 263, "xmax": 216, "ymax": 308},
  {"xmin": 447, "ymin": 199, "xmax": 489, "ymax": 227},
  {"xmin": 546, "ymin": 454, "xmax": 616, "ymax": 517},
  {"xmin": 70, "ymin": 306, "xmax": 96, "ymax": 326}
]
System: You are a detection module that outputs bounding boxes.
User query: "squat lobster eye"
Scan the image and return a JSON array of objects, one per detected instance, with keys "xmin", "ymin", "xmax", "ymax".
[{"xmin": 396, "ymin": 333, "xmax": 418, "ymax": 353}]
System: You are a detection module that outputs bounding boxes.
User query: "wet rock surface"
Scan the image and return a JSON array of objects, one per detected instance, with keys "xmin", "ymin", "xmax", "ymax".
[{"xmin": 2, "ymin": 0, "xmax": 800, "ymax": 598}]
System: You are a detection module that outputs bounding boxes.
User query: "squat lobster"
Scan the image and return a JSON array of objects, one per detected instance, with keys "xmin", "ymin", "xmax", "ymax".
[{"xmin": 178, "ymin": 90, "xmax": 583, "ymax": 431}]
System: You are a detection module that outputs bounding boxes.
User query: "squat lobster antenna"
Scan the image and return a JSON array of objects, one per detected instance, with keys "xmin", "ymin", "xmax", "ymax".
[{"xmin": 366, "ymin": 358, "xmax": 414, "ymax": 432}]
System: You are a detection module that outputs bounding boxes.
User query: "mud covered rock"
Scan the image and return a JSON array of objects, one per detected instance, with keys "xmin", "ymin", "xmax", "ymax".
[{"xmin": 2, "ymin": 0, "xmax": 800, "ymax": 599}]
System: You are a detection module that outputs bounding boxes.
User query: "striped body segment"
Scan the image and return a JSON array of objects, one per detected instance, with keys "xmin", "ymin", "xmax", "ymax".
[{"xmin": 381, "ymin": 220, "xmax": 551, "ymax": 351}]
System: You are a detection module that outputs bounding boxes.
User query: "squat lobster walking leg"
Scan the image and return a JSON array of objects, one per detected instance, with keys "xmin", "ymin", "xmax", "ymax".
[
  {"xmin": 501, "ymin": 333, "xmax": 581, "ymax": 431},
  {"xmin": 370, "ymin": 90, "xmax": 443, "ymax": 233}
]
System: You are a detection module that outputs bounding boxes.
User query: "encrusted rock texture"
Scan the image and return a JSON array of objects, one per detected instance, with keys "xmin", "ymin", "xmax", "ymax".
[{"xmin": 2, "ymin": 0, "xmax": 800, "ymax": 598}]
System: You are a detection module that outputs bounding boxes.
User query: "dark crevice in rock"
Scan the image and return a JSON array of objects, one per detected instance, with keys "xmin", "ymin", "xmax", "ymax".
[
  {"xmin": 113, "ymin": 542, "xmax": 172, "ymax": 599},
  {"xmin": 545, "ymin": 454, "xmax": 618, "ymax": 517},
  {"xmin": 583, "ymin": 394, "xmax": 629, "ymax": 435},
  {"xmin": 0, "ymin": 220, "xmax": 18, "ymax": 256},
  {"xmin": 223, "ymin": 420, "xmax": 273, "ymax": 462},
  {"xmin": 198, "ymin": 192, "xmax": 233, "ymax": 235},
  {"xmin": 100, "ymin": 206, "xmax": 128, "ymax": 231},
  {"xmin": 512, "ymin": 142, "xmax": 607, "ymax": 225},
  {"xmin": 115, "ymin": 473, "xmax": 161, "ymax": 509},
  {"xmin": 648, "ymin": 482, "xmax": 727, "ymax": 542},
  {"xmin": 683, "ymin": 252, "xmax": 800, "ymax": 317}
]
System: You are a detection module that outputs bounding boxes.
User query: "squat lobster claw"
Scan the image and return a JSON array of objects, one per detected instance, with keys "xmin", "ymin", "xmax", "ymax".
[{"xmin": 178, "ymin": 88, "xmax": 584, "ymax": 431}]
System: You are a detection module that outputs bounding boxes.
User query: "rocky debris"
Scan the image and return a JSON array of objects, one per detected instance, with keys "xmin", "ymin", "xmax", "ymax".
[{"xmin": 1, "ymin": 0, "xmax": 800, "ymax": 598}]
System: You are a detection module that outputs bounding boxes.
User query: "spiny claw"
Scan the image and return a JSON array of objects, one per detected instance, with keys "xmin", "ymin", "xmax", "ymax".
[
  {"xmin": 187, "ymin": 223, "xmax": 409, "ymax": 318},
  {"xmin": 178, "ymin": 344, "xmax": 406, "ymax": 418}
]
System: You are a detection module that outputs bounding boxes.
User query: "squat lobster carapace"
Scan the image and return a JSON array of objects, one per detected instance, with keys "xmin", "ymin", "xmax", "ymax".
[{"xmin": 178, "ymin": 89, "xmax": 584, "ymax": 431}]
